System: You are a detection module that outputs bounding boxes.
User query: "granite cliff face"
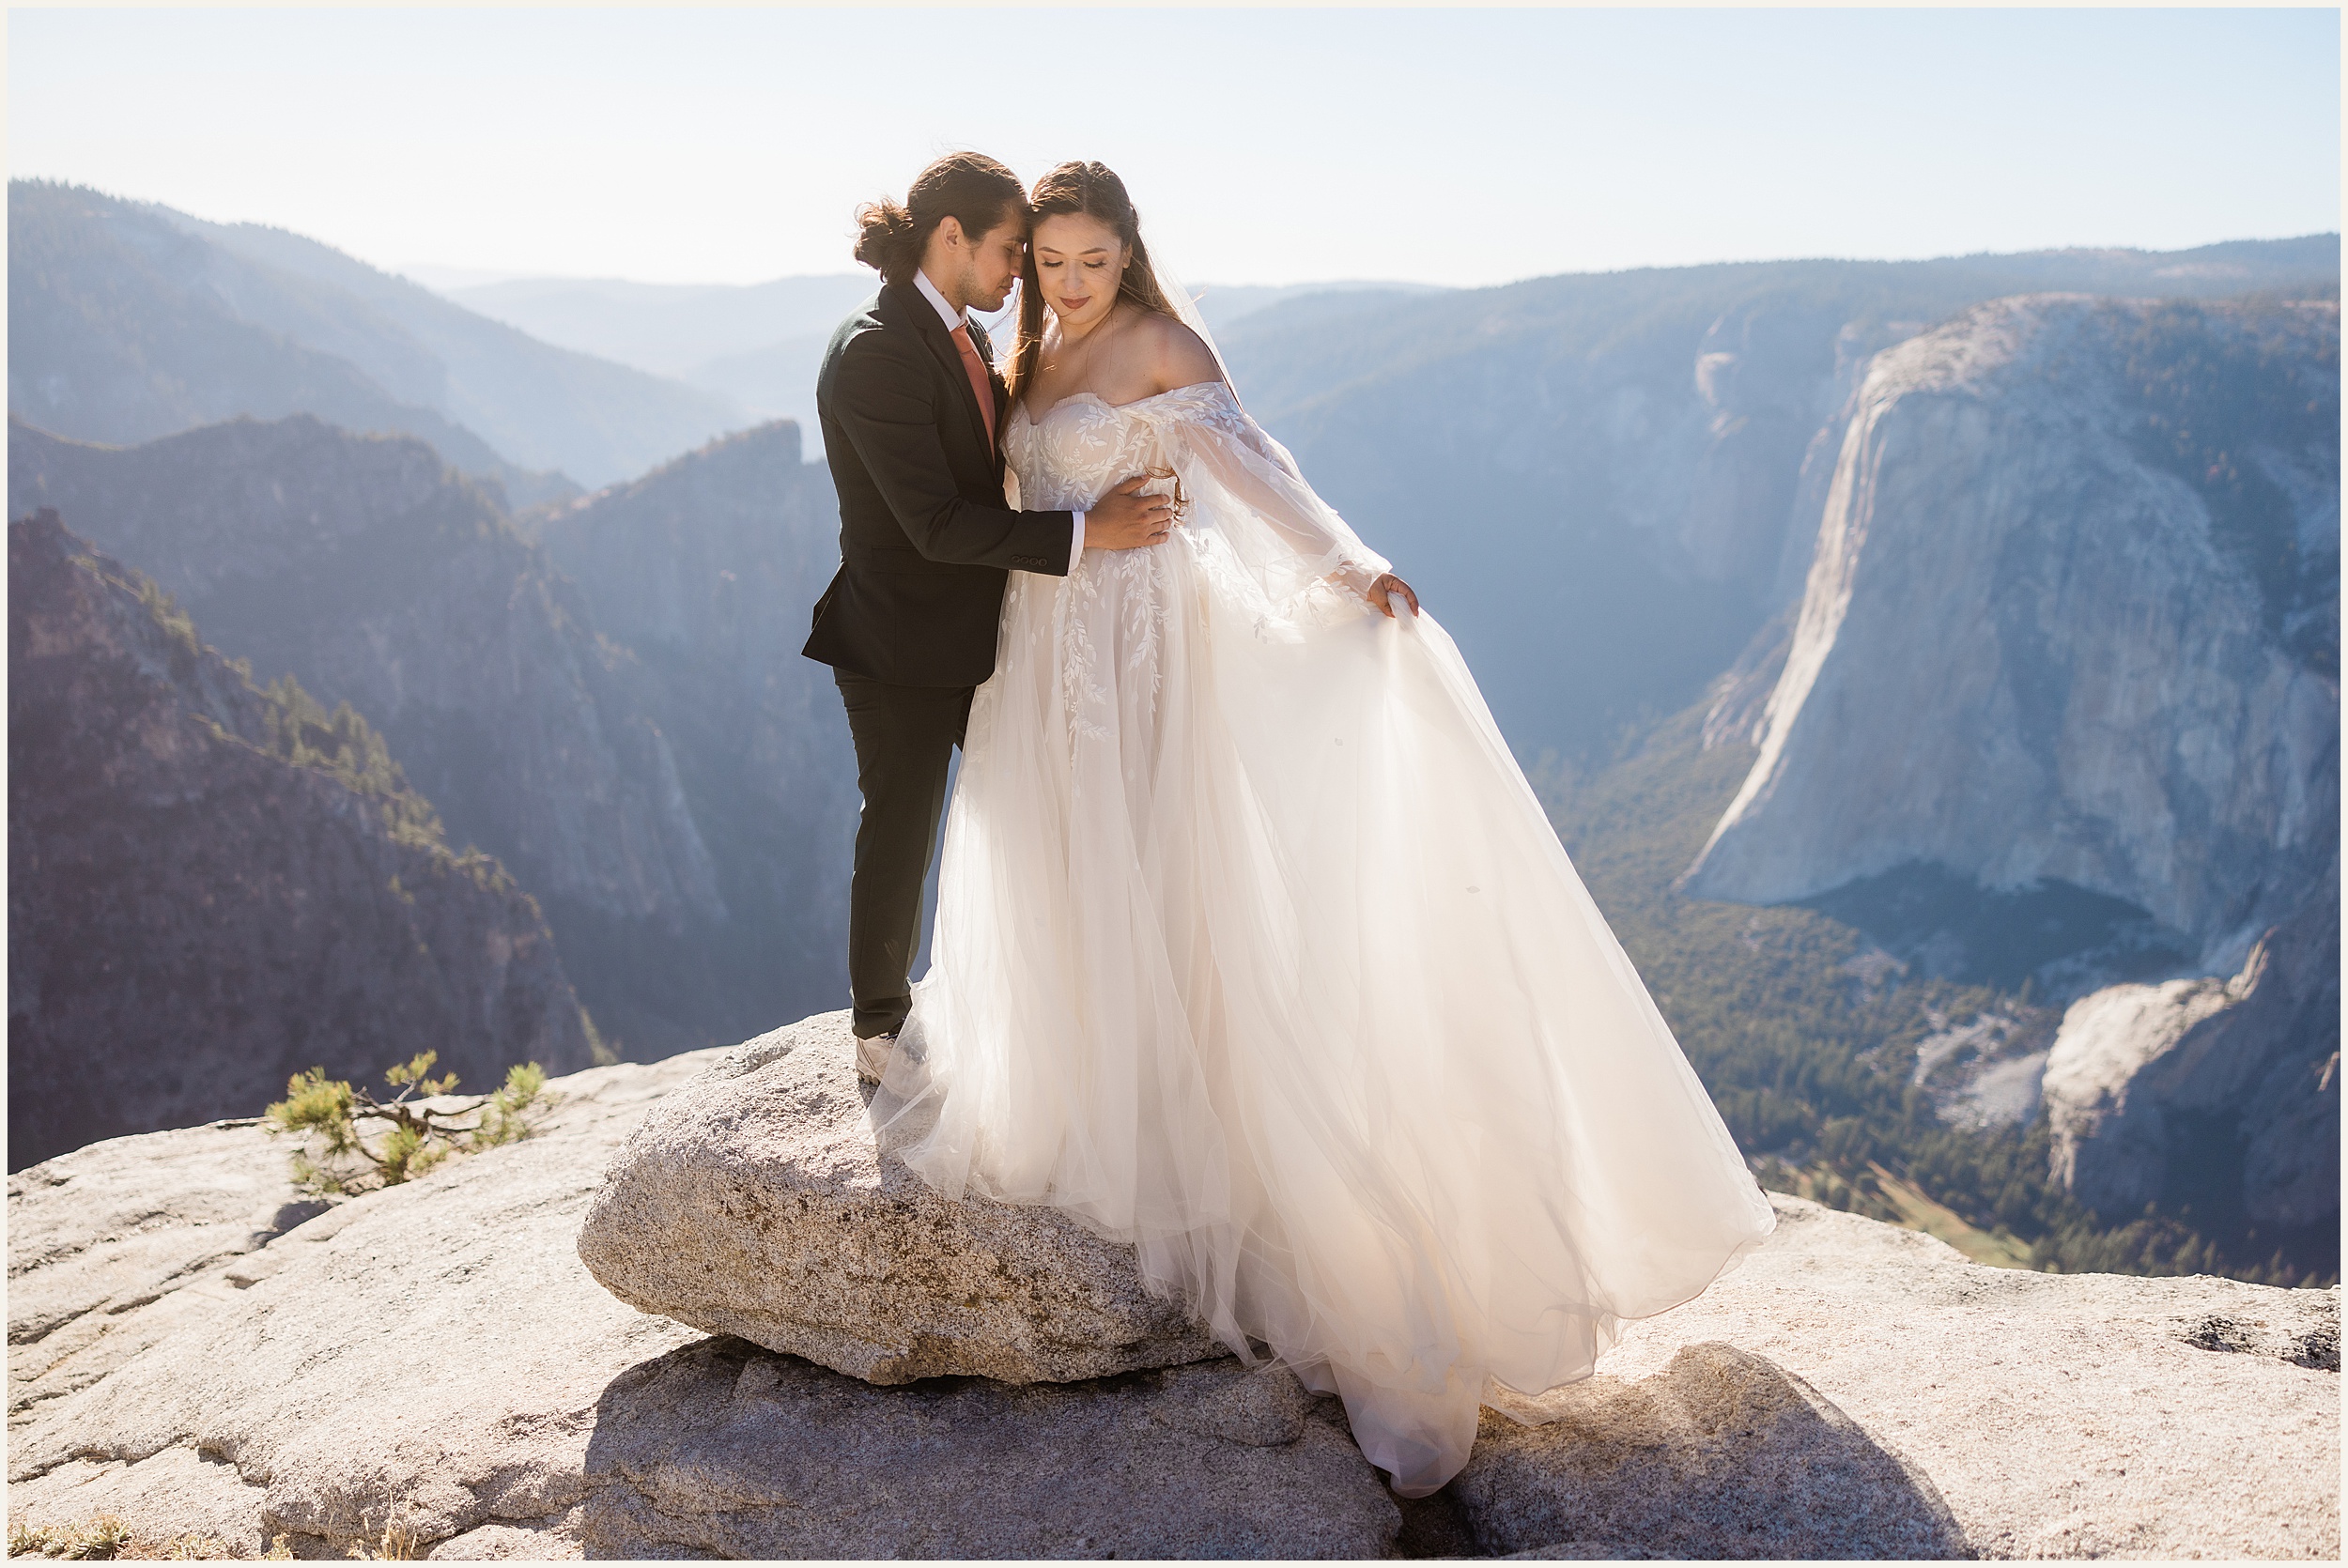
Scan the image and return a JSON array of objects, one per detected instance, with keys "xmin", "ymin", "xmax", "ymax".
[
  {"xmin": 1687, "ymin": 295, "xmax": 2337, "ymax": 967},
  {"xmin": 8, "ymin": 510, "xmax": 590, "ymax": 1169},
  {"xmin": 524, "ymin": 420, "xmax": 859, "ymax": 1044},
  {"xmin": 1682, "ymin": 294, "xmax": 2340, "ymax": 1233},
  {"xmin": 2041, "ymin": 875, "xmax": 2340, "ymax": 1230},
  {"xmin": 8, "ymin": 416, "xmax": 730, "ymax": 1049}
]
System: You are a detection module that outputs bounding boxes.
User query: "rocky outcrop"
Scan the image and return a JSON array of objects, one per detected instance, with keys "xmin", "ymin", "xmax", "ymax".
[
  {"xmin": 7, "ymin": 509, "xmax": 588, "ymax": 1168},
  {"xmin": 1462, "ymin": 1200, "xmax": 2337, "ymax": 1560},
  {"xmin": 1460, "ymin": 1340, "xmax": 1970, "ymax": 1559},
  {"xmin": 9, "ymin": 1021, "xmax": 2336, "ymax": 1559},
  {"xmin": 8, "ymin": 1046, "xmax": 1399, "ymax": 1560},
  {"xmin": 583, "ymin": 1341, "xmax": 1394, "ymax": 1560},
  {"xmin": 7, "ymin": 1052, "xmax": 718, "ymax": 1554},
  {"xmin": 2043, "ymin": 875, "xmax": 2340, "ymax": 1226},
  {"xmin": 577, "ymin": 1011, "xmax": 1226, "ymax": 1383},
  {"xmin": 8, "ymin": 1118, "xmax": 335, "ymax": 1422},
  {"xmin": 8, "ymin": 416, "xmax": 734, "ymax": 1052}
]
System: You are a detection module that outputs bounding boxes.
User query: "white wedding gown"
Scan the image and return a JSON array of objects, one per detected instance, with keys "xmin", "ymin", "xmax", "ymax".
[{"xmin": 870, "ymin": 378, "xmax": 1776, "ymax": 1497}]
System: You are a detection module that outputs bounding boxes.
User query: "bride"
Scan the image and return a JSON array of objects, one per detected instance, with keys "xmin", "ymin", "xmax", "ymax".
[{"xmin": 869, "ymin": 160, "xmax": 1776, "ymax": 1498}]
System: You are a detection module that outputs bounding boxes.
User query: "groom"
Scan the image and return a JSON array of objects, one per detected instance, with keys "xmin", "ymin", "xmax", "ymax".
[{"xmin": 804, "ymin": 151, "xmax": 1172, "ymax": 1079}]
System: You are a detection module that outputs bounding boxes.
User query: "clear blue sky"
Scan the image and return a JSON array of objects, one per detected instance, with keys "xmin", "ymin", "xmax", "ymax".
[{"xmin": 8, "ymin": 6, "xmax": 2340, "ymax": 288}]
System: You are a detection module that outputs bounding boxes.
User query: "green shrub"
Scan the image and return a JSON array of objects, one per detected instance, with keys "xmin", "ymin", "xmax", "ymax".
[{"xmin": 265, "ymin": 1052, "xmax": 554, "ymax": 1195}]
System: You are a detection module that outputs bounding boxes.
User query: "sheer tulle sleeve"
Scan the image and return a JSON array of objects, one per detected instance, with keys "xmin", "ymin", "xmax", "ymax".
[{"xmin": 1132, "ymin": 382, "xmax": 1391, "ymax": 602}]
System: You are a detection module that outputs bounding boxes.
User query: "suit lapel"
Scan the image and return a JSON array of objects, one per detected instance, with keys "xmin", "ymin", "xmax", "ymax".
[{"xmin": 886, "ymin": 280, "xmax": 995, "ymax": 457}]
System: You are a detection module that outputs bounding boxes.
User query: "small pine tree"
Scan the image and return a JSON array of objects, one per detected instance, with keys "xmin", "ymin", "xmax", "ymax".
[{"xmin": 265, "ymin": 1052, "xmax": 554, "ymax": 1195}]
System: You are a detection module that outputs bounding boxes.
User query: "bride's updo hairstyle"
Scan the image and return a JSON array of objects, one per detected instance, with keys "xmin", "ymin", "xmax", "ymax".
[
  {"xmin": 1007, "ymin": 161, "xmax": 1182, "ymax": 399},
  {"xmin": 853, "ymin": 151, "xmax": 1027, "ymax": 286}
]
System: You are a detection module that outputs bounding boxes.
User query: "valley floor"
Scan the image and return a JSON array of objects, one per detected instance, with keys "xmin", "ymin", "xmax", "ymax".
[{"xmin": 1544, "ymin": 706, "xmax": 2338, "ymax": 1289}]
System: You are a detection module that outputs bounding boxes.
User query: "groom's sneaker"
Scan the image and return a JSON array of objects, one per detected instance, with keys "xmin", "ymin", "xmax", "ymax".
[{"xmin": 855, "ymin": 1032, "xmax": 897, "ymax": 1085}]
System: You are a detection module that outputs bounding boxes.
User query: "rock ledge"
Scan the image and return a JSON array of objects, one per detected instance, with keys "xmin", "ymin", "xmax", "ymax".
[
  {"xmin": 575, "ymin": 1009, "xmax": 1228, "ymax": 1384},
  {"xmin": 7, "ymin": 1019, "xmax": 2338, "ymax": 1560}
]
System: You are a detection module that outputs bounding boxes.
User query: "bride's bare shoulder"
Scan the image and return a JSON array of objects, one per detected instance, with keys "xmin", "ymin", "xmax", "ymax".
[{"xmin": 1139, "ymin": 313, "xmax": 1225, "ymax": 395}]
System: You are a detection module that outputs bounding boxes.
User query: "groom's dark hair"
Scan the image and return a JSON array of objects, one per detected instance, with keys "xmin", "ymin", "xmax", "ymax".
[{"xmin": 854, "ymin": 152, "xmax": 1027, "ymax": 285}]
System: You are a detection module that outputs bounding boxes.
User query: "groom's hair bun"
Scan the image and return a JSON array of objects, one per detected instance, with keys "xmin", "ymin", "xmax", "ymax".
[{"xmin": 854, "ymin": 152, "xmax": 1027, "ymax": 284}]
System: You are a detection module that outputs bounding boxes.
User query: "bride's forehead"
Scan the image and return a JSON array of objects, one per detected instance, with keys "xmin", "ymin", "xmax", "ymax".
[{"xmin": 1030, "ymin": 212, "xmax": 1121, "ymax": 253}]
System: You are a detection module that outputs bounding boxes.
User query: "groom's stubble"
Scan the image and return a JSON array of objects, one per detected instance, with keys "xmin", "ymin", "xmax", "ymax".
[{"xmin": 921, "ymin": 211, "xmax": 1028, "ymax": 316}]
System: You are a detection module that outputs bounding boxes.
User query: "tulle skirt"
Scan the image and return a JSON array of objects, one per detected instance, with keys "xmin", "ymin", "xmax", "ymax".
[{"xmin": 870, "ymin": 523, "xmax": 1775, "ymax": 1497}]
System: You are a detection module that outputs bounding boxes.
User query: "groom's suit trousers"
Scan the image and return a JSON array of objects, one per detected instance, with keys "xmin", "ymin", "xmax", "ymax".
[{"xmin": 834, "ymin": 669, "xmax": 975, "ymax": 1039}]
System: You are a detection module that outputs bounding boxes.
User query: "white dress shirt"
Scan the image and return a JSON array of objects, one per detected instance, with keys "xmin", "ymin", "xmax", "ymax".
[{"xmin": 914, "ymin": 268, "xmax": 1086, "ymax": 572}]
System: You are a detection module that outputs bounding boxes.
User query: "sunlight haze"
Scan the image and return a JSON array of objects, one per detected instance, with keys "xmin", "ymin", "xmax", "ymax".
[{"xmin": 8, "ymin": 6, "xmax": 2340, "ymax": 289}]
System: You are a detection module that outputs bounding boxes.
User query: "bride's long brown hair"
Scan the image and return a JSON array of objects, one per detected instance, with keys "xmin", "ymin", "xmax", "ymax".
[{"xmin": 1006, "ymin": 161, "xmax": 1182, "ymax": 402}]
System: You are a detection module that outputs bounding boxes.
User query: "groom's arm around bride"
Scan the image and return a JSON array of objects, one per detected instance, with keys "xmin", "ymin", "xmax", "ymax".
[{"xmin": 802, "ymin": 150, "xmax": 1170, "ymax": 1048}]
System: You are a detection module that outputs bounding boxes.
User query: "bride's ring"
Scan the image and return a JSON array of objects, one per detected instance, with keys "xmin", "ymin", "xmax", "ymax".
[{"xmin": 1147, "ymin": 465, "xmax": 1191, "ymax": 526}]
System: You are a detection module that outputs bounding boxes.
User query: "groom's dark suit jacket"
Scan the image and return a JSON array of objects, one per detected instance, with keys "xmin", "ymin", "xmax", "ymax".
[{"xmin": 803, "ymin": 280, "xmax": 1076, "ymax": 687}]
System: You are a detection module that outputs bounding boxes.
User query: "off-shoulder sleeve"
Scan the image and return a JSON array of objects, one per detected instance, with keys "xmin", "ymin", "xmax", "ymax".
[{"xmin": 1134, "ymin": 382, "xmax": 1392, "ymax": 599}]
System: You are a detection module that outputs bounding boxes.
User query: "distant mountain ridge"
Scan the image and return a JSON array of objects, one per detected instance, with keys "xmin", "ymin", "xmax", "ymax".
[
  {"xmin": 8, "ymin": 208, "xmax": 2336, "ymax": 1282},
  {"xmin": 160, "ymin": 208, "xmax": 751, "ymax": 485},
  {"xmin": 440, "ymin": 274, "xmax": 873, "ymax": 449},
  {"xmin": 440, "ymin": 273, "xmax": 1449, "ymax": 450},
  {"xmin": 8, "ymin": 181, "xmax": 751, "ymax": 492},
  {"xmin": 1214, "ymin": 233, "xmax": 2341, "ymax": 761},
  {"xmin": 444, "ymin": 274, "xmax": 879, "ymax": 378},
  {"xmin": 440, "ymin": 272, "xmax": 1445, "ymax": 371},
  {"xmin": 8, "ymin": 183, "xmax": 567, "ymax": 506}
]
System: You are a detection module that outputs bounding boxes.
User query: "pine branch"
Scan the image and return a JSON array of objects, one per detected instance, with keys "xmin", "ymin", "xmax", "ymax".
[{"xmin": 264, "ymin": 1054, "xmax": 554, "ymax": 1195}]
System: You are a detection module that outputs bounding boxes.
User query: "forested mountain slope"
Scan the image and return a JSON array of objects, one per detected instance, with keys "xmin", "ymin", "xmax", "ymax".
[
  {"xmin": 9, "ymin": 417, "xmax": 726, "ymax": 1051},
  {"xmin": 8, "ymin": 510, "xmax": 590, "ymax": 1168}
]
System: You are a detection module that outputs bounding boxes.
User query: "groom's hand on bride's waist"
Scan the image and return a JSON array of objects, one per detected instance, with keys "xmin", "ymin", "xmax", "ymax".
[{"xmin": 1087, "ymin": 476, "xmax": 1177, "ymax": 551}]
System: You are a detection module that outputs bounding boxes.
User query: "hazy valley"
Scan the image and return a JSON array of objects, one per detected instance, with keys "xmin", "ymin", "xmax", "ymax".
[
  {"xmin": 7, "ymin": 177, "xmax": 2337, "ymax": 1285},
  {"xmin": 8, "ymin": 182, "xmax": 741, "ymax": 495}
]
